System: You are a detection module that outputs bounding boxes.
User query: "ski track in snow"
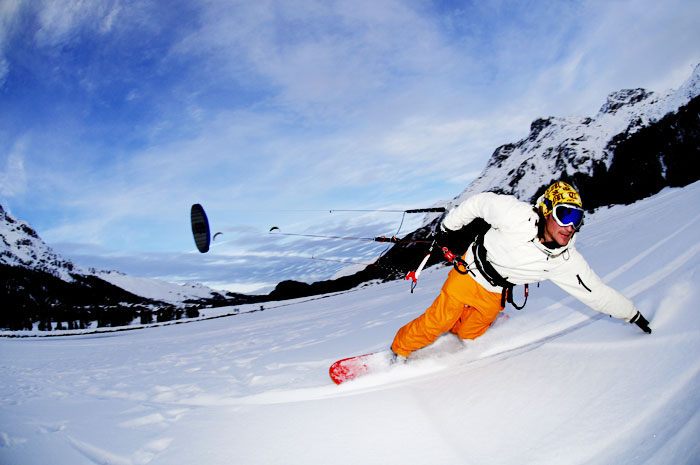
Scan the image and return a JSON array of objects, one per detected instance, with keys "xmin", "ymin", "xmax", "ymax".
[{"xmin": 1, "ymin": 183, "xmax": 699, "ymax": 465}]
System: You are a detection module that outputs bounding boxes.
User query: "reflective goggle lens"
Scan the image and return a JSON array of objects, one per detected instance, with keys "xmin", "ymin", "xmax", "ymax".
[{"xmin": 553, "ymin": 205, "xmax": 584, "ymax": 228}]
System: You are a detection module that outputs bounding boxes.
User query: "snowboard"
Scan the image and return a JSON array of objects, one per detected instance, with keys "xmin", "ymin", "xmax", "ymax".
[{"xmin": 329, "ymin": 351, "xmax": 393, "ymax": 385}]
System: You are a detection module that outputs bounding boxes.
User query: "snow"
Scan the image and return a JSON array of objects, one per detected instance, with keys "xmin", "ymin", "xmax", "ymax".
[
  {"xmin": 1, "ymin": 181, "xmax": 699, "ymax": 465},
  {"xmin": 93, "ymin": 270, "xmax": 229, "ymax": 304}
]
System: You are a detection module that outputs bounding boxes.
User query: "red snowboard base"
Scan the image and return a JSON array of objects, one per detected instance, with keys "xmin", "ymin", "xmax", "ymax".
[
  {"xmin": 329, "ymin": 353, "xmax": 372, "ymax": 385},
  {"xmin": 329, "ymin": 351, "xmax": 394, "ymax": 385}
]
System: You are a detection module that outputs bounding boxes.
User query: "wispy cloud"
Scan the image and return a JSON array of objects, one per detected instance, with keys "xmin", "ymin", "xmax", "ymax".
[{"xmin": 0, "ymin": 134, "xmax": 30, "ymax": 203}]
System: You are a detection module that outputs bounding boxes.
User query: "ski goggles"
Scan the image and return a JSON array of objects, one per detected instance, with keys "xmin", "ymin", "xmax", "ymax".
[{"xmin": 552, "ymin": 204, "xmax": 584, "ymax": 229}]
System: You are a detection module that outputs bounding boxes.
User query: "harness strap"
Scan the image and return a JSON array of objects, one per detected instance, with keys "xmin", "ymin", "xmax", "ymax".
[
  {"xmin": 503, "ymin": 284, "xmax": 529, "ymax": 310},
  {"xmin": 472, "ymin": 234, "xmax": 529, "ymax": 310}
]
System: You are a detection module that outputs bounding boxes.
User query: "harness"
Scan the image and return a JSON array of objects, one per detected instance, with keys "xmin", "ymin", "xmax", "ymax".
[{"xmin": 471, "ymin": 233, "xmax": 529, "ymax": 310}]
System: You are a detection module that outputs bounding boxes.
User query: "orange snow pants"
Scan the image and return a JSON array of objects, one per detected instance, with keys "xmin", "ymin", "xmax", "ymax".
[{"xmin": 391, "ymin": 268, "xmax": 504, "ymax": 357}]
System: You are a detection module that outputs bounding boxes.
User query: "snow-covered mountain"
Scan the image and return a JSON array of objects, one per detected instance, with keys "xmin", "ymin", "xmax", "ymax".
[
  {"xmin": 454, "ymin": 63, "xmax": 700, "ymax": 207},
  {"xmin": 0, "ymin": 204, "xmax": 79, "ymax": 282},
  {"xmin": 91, "ymin": 270, "xmax": 235, "ymax": 306}
]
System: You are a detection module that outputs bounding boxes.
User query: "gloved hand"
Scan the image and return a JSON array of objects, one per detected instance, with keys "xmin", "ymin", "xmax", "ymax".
[
  {"xmin": 434, "ymin": 223, "xmax": 452, "ymax": 247},
  {"xmin": 630, "ymin": 311, "xmax": 652, "ymax": 334}
]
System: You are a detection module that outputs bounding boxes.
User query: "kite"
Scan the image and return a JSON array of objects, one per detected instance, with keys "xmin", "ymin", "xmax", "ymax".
[{"xmin": 190, "ymin": 204, "xmax": 211, "ymax": 253}]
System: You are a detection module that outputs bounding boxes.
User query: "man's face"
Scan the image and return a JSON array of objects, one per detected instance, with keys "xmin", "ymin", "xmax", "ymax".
[{"xmin": 543, "ymin": 213, "xmax": 575, "ymax": 246}]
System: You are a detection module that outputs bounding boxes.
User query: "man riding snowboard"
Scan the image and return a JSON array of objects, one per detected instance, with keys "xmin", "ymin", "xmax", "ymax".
[{"xmin": 391, "ymin": 181, "xmax": 651, "ymax": 360}]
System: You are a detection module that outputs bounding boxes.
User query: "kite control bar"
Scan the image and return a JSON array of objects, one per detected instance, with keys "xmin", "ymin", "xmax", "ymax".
[{"xmin": 405, "ymin": 241, "xmax": 468, "ymax": 292}]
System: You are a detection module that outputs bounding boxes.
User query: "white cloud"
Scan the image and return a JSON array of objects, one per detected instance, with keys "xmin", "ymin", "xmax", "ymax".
[
  {"xmin": 0, "ymin": 0, "xmax": 22, "ymax": 88},
  {"xmin": 0, "ymin": 57, "xmax": 8, "ymax": 87},
  {"xmin": 34, "ymin": 0, "xmax": 123, "ymax": 47},
  {"xmin": 169, "ymin": 0, "xmax": 459, "ymax": 120},
  {"xmin": 521, "ymin": 0, "xmax": 700, "ymax": 117}
]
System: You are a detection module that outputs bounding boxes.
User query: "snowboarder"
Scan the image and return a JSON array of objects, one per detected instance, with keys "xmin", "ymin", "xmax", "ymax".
[{"xmin": 391, "ymin": 181, "xmax": 652, "ymax": 361}]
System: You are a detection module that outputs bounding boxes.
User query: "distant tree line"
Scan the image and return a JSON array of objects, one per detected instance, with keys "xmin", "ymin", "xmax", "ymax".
[{"xmin": 0, "ymin": 265, "xmax": 200, "ymax": 331}]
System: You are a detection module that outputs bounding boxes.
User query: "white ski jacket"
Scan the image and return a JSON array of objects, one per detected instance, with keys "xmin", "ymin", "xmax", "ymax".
[{"xmin": 443, "ymin": 192, "xmax": 638, "ymax": 322}]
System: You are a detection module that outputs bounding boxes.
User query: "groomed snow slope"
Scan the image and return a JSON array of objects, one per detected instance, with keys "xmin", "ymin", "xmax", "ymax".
[{"xmin": 1, "ymin": 181, "xmax": 699, "ymax": 465}]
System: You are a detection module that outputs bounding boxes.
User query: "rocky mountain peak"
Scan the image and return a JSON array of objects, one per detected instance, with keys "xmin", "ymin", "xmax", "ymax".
[
  {"xmin": 598, "ymin": 88, "xmax": 654, "ymax": 115},
  {"xmin": 452, "ymin": 64, "xmax": 700, "ymax": 208},
  {"xmin": 1, "ymin": 205, "xmax": 77, "ymax": 281},
  {"xmin": 528, "ymin": 117, "xmax": 554, "ymax": 140}
]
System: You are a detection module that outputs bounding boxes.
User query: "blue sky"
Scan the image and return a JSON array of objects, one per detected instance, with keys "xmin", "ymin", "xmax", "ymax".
[{"xmin": 1, "ymin": 0, "xmax": 699, "ymax": 293}]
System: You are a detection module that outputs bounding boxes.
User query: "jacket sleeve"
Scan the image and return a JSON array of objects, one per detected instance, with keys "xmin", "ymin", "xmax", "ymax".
[
  {"xmin": 550, "ymin": 250, "xmax": 638, "ymax": 322},
  {"xmin": 442, "ymin": 192, "xmax": 523, "ymax": 231}
]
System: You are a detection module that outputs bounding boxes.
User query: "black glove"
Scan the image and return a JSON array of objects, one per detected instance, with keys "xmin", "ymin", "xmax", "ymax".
[
  {"xmin": 434, "ymin": 223, "xmax": 453, "ymax": 247},
  {"xmin": 630, "ymin": 311, "xmax": 652, "ymax": 334}
]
